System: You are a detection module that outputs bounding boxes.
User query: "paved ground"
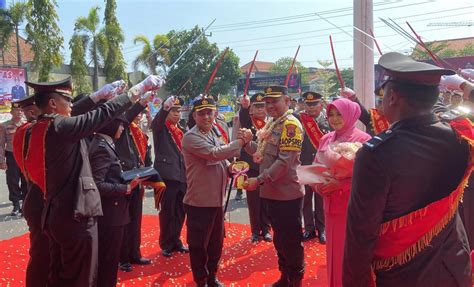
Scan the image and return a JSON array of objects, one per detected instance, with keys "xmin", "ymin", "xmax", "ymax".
[{"xmin": 0, "ymin": 169, "xmax": 252, "ymax": 240}]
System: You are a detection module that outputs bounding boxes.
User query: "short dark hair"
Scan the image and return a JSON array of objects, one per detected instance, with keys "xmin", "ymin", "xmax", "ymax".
[
  {"xmin": 35, "ymin": 92, "xmax": 62, "ymax": 109},
  {"xmin": 389, "ymin": 81, "xmax": 439, "ymax": 110}
]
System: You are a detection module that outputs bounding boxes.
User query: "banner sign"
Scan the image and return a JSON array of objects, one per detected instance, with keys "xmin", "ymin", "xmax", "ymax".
[
  {"xmin": 0, "ymin": 67, "xmax": 28, "ymax": 113},
  {"xmin": 238, "ymin": 74, "xmax": 301, "ymax": 92}
]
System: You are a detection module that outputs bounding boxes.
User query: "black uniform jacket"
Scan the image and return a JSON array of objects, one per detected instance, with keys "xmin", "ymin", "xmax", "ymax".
[
  {"xmin": 151, "ymin": 108, "xmax": 186, "ymax": 183},
  {"xmin": 238, "ymin": 107, "xmax": 260, "ymax": 172},
  {"xmin": 115, "ymin": 102, "xmax": 149, "ymax": 171},
  {"xmin": 294, "ymin": 112, "xmax": 331, "ymax": 165},
  {"xmin": 89, "ymin": 134, "xmax": 130, "ymax": 226},
  {"xmin": 41, "ymin": 93, "xmax": 132, "ymax": 229},
  {"xmin": 343, "ymin": 114, "xmax": 471, "ymax": 287}
]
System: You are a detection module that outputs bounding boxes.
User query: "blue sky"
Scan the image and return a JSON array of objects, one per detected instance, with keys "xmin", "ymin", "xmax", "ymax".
[{"xmin": 11, "ymin": 0, "xmax": 474, "ymax": 71}]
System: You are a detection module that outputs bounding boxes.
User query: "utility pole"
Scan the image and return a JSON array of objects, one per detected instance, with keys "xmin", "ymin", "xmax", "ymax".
[{"xmin": 353, "ymin": 0, "xmax": 375, "ymax": 110}]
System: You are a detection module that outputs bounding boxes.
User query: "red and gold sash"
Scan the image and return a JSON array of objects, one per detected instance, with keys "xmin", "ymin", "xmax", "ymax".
[
  {"xmin": 24, "ymin": 119, "xmax": 52, "ymax": 196},
  {"xmin": 371, "ymin": 117, "xmax": 474, "ymax": 277},
  {"xmin": 213, "ymin": 122, "xmax": 229, "ymax": 144},
  {"xmin": 299, "ymin": 112, "xmax": 325, "ymax": 149},
  {"xmin": 369, "ymin": 109, "xmax": 389, "ymax": 134},
  {"xmin": 165, "ymin": 121, "xmax": 184, "ymax": 152},
  {"xmin": 12, "ymin": 122, "xmax": 31, "ymax": 176},
  {"xmin": 251, "ymin": 117, "xmax": 266, "ymax": 130},
  {"xmin": 129, "ymin": 122, "xmax": 148, "ymax": 165}
]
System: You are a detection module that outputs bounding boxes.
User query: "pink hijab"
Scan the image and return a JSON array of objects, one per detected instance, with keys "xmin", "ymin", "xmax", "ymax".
[{"xmin": 318, "ymin": 98, "xmax": 371, "ymax": 151}]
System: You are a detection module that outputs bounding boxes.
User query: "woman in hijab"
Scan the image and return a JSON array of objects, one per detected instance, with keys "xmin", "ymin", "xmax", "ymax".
[{"xmin": 313, "ymin": 98, "xmax": 371, "ymax": 287}]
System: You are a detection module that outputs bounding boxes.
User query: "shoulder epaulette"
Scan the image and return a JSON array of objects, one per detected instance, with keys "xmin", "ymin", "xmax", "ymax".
[
  {"xmin": 363, "ymin": 129, "xmax": 395, "ymax": 150},
  {"xmin": 98, "ymin": 139, "xmax": 107, "ymax": 148}
]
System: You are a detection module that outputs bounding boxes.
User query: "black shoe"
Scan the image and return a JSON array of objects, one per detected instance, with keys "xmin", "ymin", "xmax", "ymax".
[
  {"xmin": 119, "ymin": 262, "xmax": 133, "ymax": 272},
  {"xmin": 234, "ymin": 190, "xmax": 243, "ymax": 201},
  {"xmin": 161, "ymin": 249, "xmax": 173, "ymax": 257},
  {"xmin": 271, "ymin": 273, "xmax": 290, "ymax": 287},
  {"xmin": 262, "ymin": 232, "xmax": 273, "ymax": 242},
  {"xmin": 250, "ymin": 233, "xmax": 260, "ymax": 243},
  {"xmin": 207, "ymin": 276, "xmax": 224, "ymax": 287},
  {"xmin": 131, "ymin": 257, "xmax": 152, "ymax": 265},
  {"xmin": 318, "ymin": 230, "xmax": 326, "ymax": 244},
  {"xmin": 302, "ymin": 231, "xmax": 317, "ymax": 242},
  {"xmin": 173, "ymin": 245, "xmax": 189, "ymax": 254}
]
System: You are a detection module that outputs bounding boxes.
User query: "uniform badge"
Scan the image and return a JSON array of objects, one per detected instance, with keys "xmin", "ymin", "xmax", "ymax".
[
  {"xmin": 266, "ymin": 87, "xmax": 272, "ymax": 93},
  {"xmin": 256, "ymin": 95, "xmax": 263, "ymax": 101},
  {"xmin": 280, "ymin": 118, "xmax": 303, "ymax": 152},
  {"xmin": 307, "ymin": 94, "xmax": 314, "ymax": 100},
  {"xmin": 202, "ymin": 99, "xmax": 208, "ymax": 105}
]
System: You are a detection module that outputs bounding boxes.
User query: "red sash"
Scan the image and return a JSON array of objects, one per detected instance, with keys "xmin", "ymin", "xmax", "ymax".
[
  {"xmin": 251, "ymin": 117, "xmax": 266, "ymax": 130},
  {"xmin": 369, "ymin": 109, "xmax": 389, "ymax": 134},
  {"xmin": 371, "ymin": 117, "xmax": 473, "ymax": 276},
  {"xmin": 129, "ymin": 123, "xmax": 148, "ymax": 165},
  {"xmin": 166, "ymin": 121, "xmax": 184, "ymax": 152},
  {"xmin": 213, "ymin": 122, "xmax": 229, "ymax": 144},
  {"xmin": 24, "ymin": 119, "xmax": 52, "ymax": 196},
  {"xmin": 12, "ymin": 122, "xmax": 31, "ymax": 176},
  {"xmin": 299, "ymin": 112, "xmax": 325, "ymax": 149}
]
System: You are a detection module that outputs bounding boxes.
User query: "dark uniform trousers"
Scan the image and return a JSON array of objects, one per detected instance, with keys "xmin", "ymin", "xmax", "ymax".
[
  {"xmin": 184, "ymin": 204, "xmax": 224, "ymax": 281},
  {"xmin": 302, "ymin": 185, "xmax": 325, "ymax": 233},
  {"xmin": 22, "ymin": 187, "xmax": 49, "ymax": 287},
  {"xmin": 246, "ymin": 169, "xmax": 271, "ymax": 235},
  {"xmin": 46, "ymin": 217, "xmax": 99, "ymax": 287},
  {"xmin": 98, "ymin": 225, "xmax": 125, "ymax": 287},
  {"xmin": 460, "ymin": 174, "xmax": 474, "ymax": 251},
  {"xmin": 121, "ymin": 186, "xmax": 143, "ymax": 262},
  {"xmin": 159, "ymin": 180, "xmax": 186, "ymax": 251},
  {"xmin": 5, "ymin": 151, "xmax": 27, "ymax": 205},
  {"xmin": 263, "ymin": 197, "xmax": 305, "ymax": 279}
]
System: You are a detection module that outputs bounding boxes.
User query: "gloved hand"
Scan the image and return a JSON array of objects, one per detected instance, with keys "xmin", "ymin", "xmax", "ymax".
[
  {"xmin": 90, "ymin": 81, "xmax": 124, "ymax": 102},
  {"xmin": 240, "ymin": 95, "xmax": 250, "ymax": 109},
  {"xmin": 129, "ymin": 75, "xmax": 165, "ymax": 101},
  {"xmin": 339, "ymin": 87, "xmax": 356, "ymax": 100},
  {"xmin": 163, "ymin": 96, "xmax": 176, "ymax": 111},
  {"xmin": 111, "ymin": 80, "xmax": 127, "ymax": 94},
  {"xmin": 139, "ymin": 91, "xmax": 156, "ymax": 106}
]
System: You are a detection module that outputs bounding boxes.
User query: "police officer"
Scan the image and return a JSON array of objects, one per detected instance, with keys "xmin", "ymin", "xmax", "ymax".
[
  {"xmin": 243, "ymin": 85, "xmax": 305, "ymax": 287},
  {"xmin": 151, "ymin": 95, "xmax": 189, "ymax": 257},
  {"xmin": 22, "ymin": 76, "xmax": 162, "ymax": 287},
  {"xmin": 238, "ymin": 92, "xmax": 272, "ymax": 243},
  {"xmin": 0, "ymin": 103, "xmax": 26, "ymax": 215},
  {"xmin": 182, "ymin": 95, "xmax": 247, "ymax": 287},
  {"xmin": 343, "ymin": 52, "xmax": 472, "ymax": 287},
  {"xmin": 89, "ymin": 115, "xmax": 147, "ymax": 287},
  {"xmin": 296, "ymin": 91, "xmax": 330, "ymax": 243}
]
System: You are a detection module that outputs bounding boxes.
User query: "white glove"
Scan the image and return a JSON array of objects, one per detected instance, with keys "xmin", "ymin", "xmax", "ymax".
[
  {"xmin": 240, "ymin": 96, "xmax": 250, "ymax": 109},
  {"xmin": 111, "ymin": 80, "xmax": 127, "ymax": 94},
  {"xmin": 90, "ymin": 82, "xmax": 120, "ymax": 102},
  {"xmin": 163, "ymin": 96, "xmax": 176, "ymax": 111},
  {"xmin": 339, "ymin": 87, "xmax": 356, "ymax": 100},
  {"xmin": 139, "ymin": 91, "xmax": 156, "ymax": 106},
  {"xmin": 129, "ymin": 75, "xmax": 165, "ymax": 100},
  {"xmin": 459, "ymin": 69, "xmax": 474, "ymax": 81},
  {"xmin": 440, "ymin": 74, "xmax": 467, "ymax": 91}
]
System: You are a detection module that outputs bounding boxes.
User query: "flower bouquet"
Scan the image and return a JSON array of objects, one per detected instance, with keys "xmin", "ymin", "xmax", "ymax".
[{"xmin": 297, "ymin": 142, "xmax": 363, "ymax": 193}]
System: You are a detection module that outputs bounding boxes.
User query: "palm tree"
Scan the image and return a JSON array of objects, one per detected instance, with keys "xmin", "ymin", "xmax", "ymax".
[
  {"xmin": 0, "ymin": 1, "xmax": 28, "ymax": 66},
  {"xmin": 74, "ymin": 6, "xmax": 106, "ymax": 91},
  {"xmin": 132, "ymin": 34, "xmax": 170, "ymax": 75}
]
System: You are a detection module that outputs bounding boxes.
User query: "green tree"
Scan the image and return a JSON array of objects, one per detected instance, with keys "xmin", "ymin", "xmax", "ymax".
[
  {"xmin": 69, "ymin": 34, "xmax": 92, "ymax": 95},
  {"xmin": 165, "ymin": 26, "xmax": 240, "ymax": 98},
  {"xmin": 25, "ymin": 0, "xmax": 64, "ymax": 81},
  {"xmin": 0, "ymin": 9, "xmax": 14, "ymax": 64},
  {"xmin": 411, "ymin": 41, "xmax": 449, "ymax": 60},
  {"xmin": 132, "ymin": 34, "xmax": 170, "ymax": 75},
  {"xmin": 458, "ymin": 43, "xmax": 474, "ymax": 57},
  {"xmin": 328, "ymin": 68, "xmax": 354, "ymax": 95},
  {"xmin": 270, "ymin": 57, "xmax": 310, "ymax": 84},
  {"xmin": 74, "ymin": 6, "xmax": 105, "ymax": 91},
  {"xmin": 103, "ymin": 0, "xmax": 127, "ymax": 82},
  {"xmin": 313, "ymin": 60, "xmax": 336, "ymax": 99}
]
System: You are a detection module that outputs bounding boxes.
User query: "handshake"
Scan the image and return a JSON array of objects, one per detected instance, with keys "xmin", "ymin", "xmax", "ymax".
[{"xmin": 237, "ymin": 128, "xmax": 254, "ymax": 146}]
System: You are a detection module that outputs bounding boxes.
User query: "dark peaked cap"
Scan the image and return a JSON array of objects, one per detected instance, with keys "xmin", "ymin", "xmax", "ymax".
[
  {"xmin": 25, "ymin": 77, "xmax": 73, "ymax": 99},
  {"xmin": 12, "ymin": 94, "xmax": 35, "ymax": 108},
  {"xmin": 378, "ymin": 52, "xmax": 455, "ymax": 87}
]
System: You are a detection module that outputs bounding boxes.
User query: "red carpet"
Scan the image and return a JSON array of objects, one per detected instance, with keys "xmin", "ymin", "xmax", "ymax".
[{"xmin": 0, "ymin": 215, "xmax": 328, "ymax": 286}]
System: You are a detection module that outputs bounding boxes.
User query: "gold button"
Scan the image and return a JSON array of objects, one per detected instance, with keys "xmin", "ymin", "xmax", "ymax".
[{"xmin": 114, "ymin": 202, "xmax": 118, "ymax": 206}]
